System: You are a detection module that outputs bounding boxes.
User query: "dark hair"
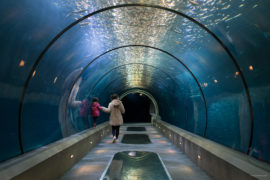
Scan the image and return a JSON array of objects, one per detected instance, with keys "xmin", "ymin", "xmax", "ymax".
[
  {"xmin": 92, "ymin": 97, "xmax": 99, "ymax": 102},
  {"xmin": 111, "ymin": 93, "xmax": 119, "ymax": 100}
]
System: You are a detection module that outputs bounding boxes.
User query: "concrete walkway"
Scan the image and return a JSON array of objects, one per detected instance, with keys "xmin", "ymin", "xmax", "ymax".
[{"xmin": 61, "ymin": 124, "xmax": 212, "ymax": 180}]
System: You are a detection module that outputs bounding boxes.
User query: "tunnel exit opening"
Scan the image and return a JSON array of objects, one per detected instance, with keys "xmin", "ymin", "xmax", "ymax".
[{"xmin": 121, "ymin": 93, "xmax": 151, "ymax": 123}]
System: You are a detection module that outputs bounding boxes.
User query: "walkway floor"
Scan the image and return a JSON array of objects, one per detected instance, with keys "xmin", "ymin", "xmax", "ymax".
[{"xmin": 61, "ymin": 123, "xmax": 212, "ymax": 180}]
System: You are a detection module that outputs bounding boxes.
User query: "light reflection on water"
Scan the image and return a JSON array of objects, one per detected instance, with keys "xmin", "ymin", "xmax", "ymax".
[{"xmin": 56, "ymin": 0, "xmax": 256, "ymax": 89}]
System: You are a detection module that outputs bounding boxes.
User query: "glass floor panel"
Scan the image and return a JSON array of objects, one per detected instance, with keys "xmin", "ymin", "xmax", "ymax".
[
  {"xmin": 126, "ymin": 127, "xmax": 146, "ymax": 131},
  {"xmin": 103, "ymin": 151, "xmax": 171, "ymax": 180},
  {"xmin": 121, "ymin": 134, "xmax": 151, "ymax": 144}
]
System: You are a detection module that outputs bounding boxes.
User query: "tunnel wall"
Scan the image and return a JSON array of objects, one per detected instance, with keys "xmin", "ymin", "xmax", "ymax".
[{"xmin": 0, "ymin": 0, "xmax": 270, "ymax": 164}]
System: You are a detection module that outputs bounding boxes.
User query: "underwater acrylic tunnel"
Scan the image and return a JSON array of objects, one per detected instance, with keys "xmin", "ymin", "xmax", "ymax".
[{"xmin": 0, "ymin": 0, "xmax": 270, "ymax": 170}]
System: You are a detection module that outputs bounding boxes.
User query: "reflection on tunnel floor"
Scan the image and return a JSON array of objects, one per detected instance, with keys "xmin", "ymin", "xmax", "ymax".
[
  {"xmin": 103, "ymin": 151, "xmax": 170, "ymax": 180},
  {"xmin": 60, "ymin": 124, "xmax": 211, "ymax": 180},
  {"xmin": 121, "ymin": 134, "xmax": 151, "ymax": 144},
  {"xmin": 126, "ymin": 127, "xmax": 146, "ymax": 131}
]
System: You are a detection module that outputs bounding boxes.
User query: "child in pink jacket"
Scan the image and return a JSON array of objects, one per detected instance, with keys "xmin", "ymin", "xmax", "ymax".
[{"xmin": 90, "ymin": 97, "xmax": 101, "ymax": 128}]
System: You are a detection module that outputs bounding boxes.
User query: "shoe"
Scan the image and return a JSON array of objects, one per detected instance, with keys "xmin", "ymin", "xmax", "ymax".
[
  {"xmin": 112, "ymin": 136, "xmax": 116, "ymax": 143},
  {"xmin": 93, "ymin": 122, "xmax": 96, "ymax": 128}
]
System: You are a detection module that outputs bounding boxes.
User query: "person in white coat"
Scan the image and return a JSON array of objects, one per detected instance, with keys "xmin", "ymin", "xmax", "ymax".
[{"xmin": 101, "ymin": 94, "xmax": 125, "ymax": 143}]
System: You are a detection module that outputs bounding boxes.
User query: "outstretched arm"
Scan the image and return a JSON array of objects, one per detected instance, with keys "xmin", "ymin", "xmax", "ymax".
[
  {"xmin": 97, "ymin": 103, "xmax": 102, "ymax": 110},
  {"xmin": 101, "ymin": 103, "xmax": 111, "ymax": 113}
]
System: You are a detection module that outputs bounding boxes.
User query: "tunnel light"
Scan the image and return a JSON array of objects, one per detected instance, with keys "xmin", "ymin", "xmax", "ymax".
[
  {"xmin": 197, "ymin": 154, "xmax": 201, "ymax": 160},
  {"xmin": 203, "ymin": 82, "xmax": 208, "ymax": 87},
  {"xmin": 249, "ymin": 65, "xmax": 254, "ymax": 71},
  {"xmin": 234, "ymin": 71, "xmax": 239, "ymax": 78},
  {"xmin": 19, "ymin": 60, "xmax": 25, "ymax": 67},
  {"xmin": 90, "ymin": 141, "xmax": 93, "ymax": 144},
  {"xmin": 214, "ymin": 79, "xmax": 218, "ymax": 83},
  {"xmin": 70, "ymin": 154, "xmax": 74, "ymax": 159},
  {"xmin": 179, "ymin": 137, "xmax": 183, "ymax": 145},
  {"xmin": 32, "ymin": 70, "xmax": 36, "ymax": 77}
]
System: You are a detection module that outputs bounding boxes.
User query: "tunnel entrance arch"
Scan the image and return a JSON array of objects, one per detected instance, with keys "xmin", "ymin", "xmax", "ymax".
[{"xmin": 120, "ymin": 89, "xmax": 159, "ymax": 121}]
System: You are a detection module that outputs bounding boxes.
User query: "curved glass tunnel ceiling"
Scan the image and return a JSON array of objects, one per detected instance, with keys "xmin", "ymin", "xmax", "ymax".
[
  {"xmin": 77, "ymin": 47, "xmax": 193, "ymax": 93},
  {"xmin": 0, "ymin": 0, "xmax": 270, "ymax": 165}
]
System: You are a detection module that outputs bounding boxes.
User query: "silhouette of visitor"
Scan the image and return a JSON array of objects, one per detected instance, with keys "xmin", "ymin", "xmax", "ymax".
[{"xmin": 80, "ymin": 97, "xmax": 90, "ymax": 129}]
